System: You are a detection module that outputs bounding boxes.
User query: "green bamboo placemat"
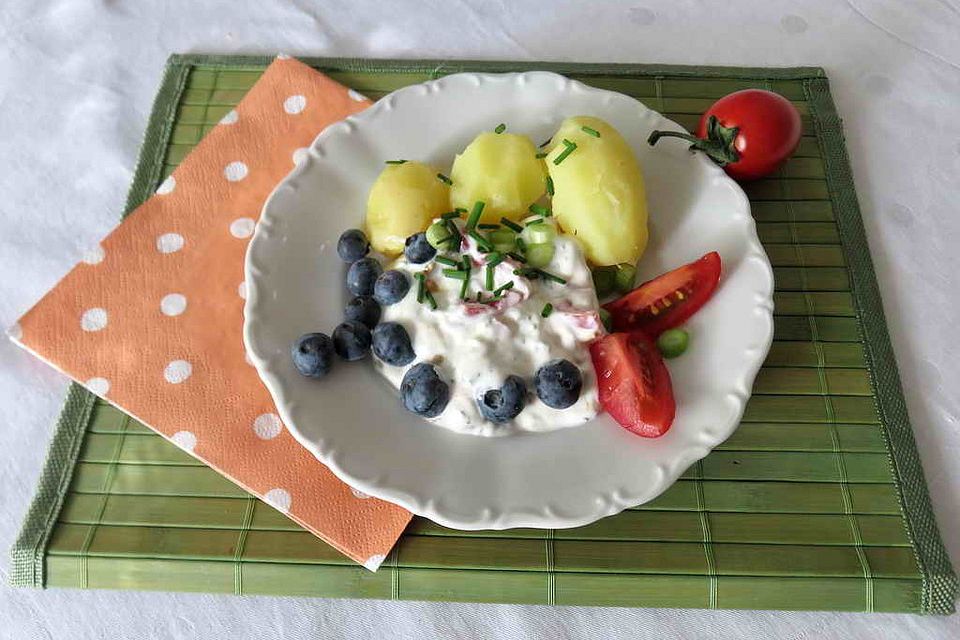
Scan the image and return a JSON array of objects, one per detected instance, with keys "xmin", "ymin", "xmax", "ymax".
[{"xmin": 11, "ymin": 55, "xmax": 957, "ymax": 614}]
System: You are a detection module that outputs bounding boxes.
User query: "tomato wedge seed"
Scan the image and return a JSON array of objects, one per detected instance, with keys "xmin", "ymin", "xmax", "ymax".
[
  {"xmin": 603, "ymin": 251, "xmax": 721, "ymax": 338},
  {"xmin": 590, "ymin": 331, "xmax": 675, "ymax": 438}
]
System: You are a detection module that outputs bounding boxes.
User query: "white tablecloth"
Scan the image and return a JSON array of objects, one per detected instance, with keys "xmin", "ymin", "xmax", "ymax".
[{"xmin": 1, "ymin": 1, "xmax": 957, "ymax": 637}]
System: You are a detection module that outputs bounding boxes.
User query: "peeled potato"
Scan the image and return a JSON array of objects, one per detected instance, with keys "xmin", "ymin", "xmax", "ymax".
[
  {"xmin": 546, "ymin": 116, "xmax": 648, "ymax": 266},
  {"xmin": 366, "ymin": 161, "xmax": 450, "ymax": 255},
  {"xmin": 450, "ymin": 132, "xmax": 547, "ymax": 223}
]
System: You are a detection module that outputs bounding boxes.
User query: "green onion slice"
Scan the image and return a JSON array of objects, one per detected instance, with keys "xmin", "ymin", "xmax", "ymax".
[
  {"xmin": 500, "ymin": 217, "xmax": 523, "ymax": 233},
  {"xmin": 528, "ymin": 203, "xmax": 550, "ymax": 217},
  {"xmin": 465, "ymin": 201, "xmax": 485, "ymax": 231},
  {"xmin": 581, "ymin": 126, "xmax": 600, "ymax": 137},
  {"xmin": 442, "ymin": 268, "xmax": 468, "ymax": 280},
  {"xmin": 553, "ymin": 139, "xmax": 577, "ymax": 165},
  {"xmin": 468, "ymin": 229, "xmax": 493, "ymax": 252},
  {"xmin": 385, "ymin": 159, "xmax": 407, "ymax": 165},
  {"xmin": 415, "ymin": 273, "xmax": 426, "ymax": 303},
  {"xmin": 537, "ymin": 269, "xmax": 567, "ymax": 284}
]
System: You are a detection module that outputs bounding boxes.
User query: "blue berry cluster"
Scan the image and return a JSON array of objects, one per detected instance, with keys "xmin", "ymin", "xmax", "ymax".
[{"xmin": 290, "ymin": 228, "xmax": 415, "ymax": 378}]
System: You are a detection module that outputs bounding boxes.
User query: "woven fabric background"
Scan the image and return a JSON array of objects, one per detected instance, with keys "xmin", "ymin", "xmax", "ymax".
[{"xmin": 2, "ymin": 1, "xmax": 958, "ymax": 638}]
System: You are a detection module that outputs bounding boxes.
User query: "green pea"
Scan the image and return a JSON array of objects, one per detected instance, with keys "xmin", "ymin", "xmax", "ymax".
[
  {"xmin": 614, "ymin": 262, "xmax": 637, "ymax": 294},
  {"xmin": 425, "ymin": 221, "xmax": 450, "ymax": 249},
  {"xmin": 592, "ymin": 266, "xmax": 616, "ymax": 297},
  {"xmin": 520, "ymin": 221, "xmax": 557, "ymax": 246},
  {"xmin": 525, "ymin": 243, "xmax": 555, "ymax": 268},
  {"xmin": 488, "ymin": 228, "xmax": 517, "ymax": 253},
  {"xmin": 657, "ymin": 328, "xmax": 689, "ymax": 359},
  {"xmin": 598, "ymin": 308, "xmax": 613, "ymax": 333}
]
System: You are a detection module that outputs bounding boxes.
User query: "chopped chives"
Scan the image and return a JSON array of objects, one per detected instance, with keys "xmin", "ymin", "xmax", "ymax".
[
  {"xmin": 441, "ymin": 211, "xmax": 461, "ymax": 220},
  {"xmin": 581, "ymin": 126, "xmax": 600, "ymax": 138},
  {"xmin": 385, "ymin": 159, "xmax": 407, "ymax": 165},
  {"xmin": 494, "ymin": 123, "xmax": 506, "ymax": 134},
  {"xmin": 529, "ymin": 203, "xmax": 550, "ymax": 217},
  {"xmin": 535, "ymin": 152, "xmax": 548, "ymax": 159},
  {"xmin": 485, "ymin": 265, "xmax": 495, "ymax": 291},
  {"xmin": 500, "ymin": 217, "xmax": 523, "ymax": 233},
  {"xmin": 444, "ymin": 220, "xmax": 462, "ymax": 250},
  {"xmin": 436, "ymin": 173, "xmax": 453, "ymax": 186},
  {"xmin": 516, "ymin": 237, "xmax": 528, "ymax": 252},
  {"xmin": 435, "ymin": 255, "xmax": 459, "ymax": 267},
  {"xmin": 442, "ymin": 269, "xmax": 468, "ymax": 280},
  {"xmin": 546, "ymin": 176, "xmax": 554, "ymax": 196},
  {"xmin": 537, "ymin": 269, "xmax": 567, "ymax": 284},
  {"xmin": 461, "ymin": 255, "xmax": 471, "ymax": 271},
  {"xmin": 468, "ymin": 229, "xmax": 493, "ymax": 252},
  {"xmin": 478, "ymin": 223, "xmax": 500, "ymax": 230},
  {"xmin": 486, "ymin": 252, "xmax": 504, "ymax": 267},
  {"xmin": 493, "ymin": 281, "xmax": 514, "ymax": 296},
  {"xmin": 415, "ymin": 273, "xmax": 426, "ymax": 303},
  {"xmin": 525, "ymin": 217, "xmax": 545, "ymax": 227},
  {"xmin": 539, "ymin": 137, "xmax": 551, "ymax": 148},
  {"xmin": 433, "ymin": 234, "xmax": 452, "ymax": 247},
  {"xmin": 512, "ymin": 267, "xmax": 565, "ymax": 284},
  {"xmin": 459, "ymin": 277, "xmax": 470, "ymax": 300},
  {"xmin": 455, "ymin": 207, "xmax": 467, "ymax": 213},
  {"xmin": 553, "ymin": 139, "xmax": 577, "ymax": 165},
  {"xmin": 465, "ymin": 201, "xmax": 485, "ymax": 231},
  {"xmin": 506, "ymin": 251, "xmax": 527, "ymax": 263},
  {"xmin": 424, "ymin": 288, "xmax": 438, "ymax": 310},
  {"xmin": 541, "ymin": 303, "xmax": 554, "ymax": 317}
]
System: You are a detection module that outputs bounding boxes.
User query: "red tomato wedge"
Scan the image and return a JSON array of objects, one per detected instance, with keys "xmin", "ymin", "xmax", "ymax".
[
  {"xmin": 603, "ymin": 252, "xmax": 721, "ymax": 337},
  {"xmin": 590, "ymin": 331, "xmax": 675, "ymax": 438}
]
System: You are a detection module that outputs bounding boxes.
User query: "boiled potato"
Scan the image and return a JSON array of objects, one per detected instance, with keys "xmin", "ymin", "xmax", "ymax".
[
  {"xmin": 450, "ymin": 132, "xmax": 546, "ymax": 223},
  {"xmin": 546, "ymin": 116, "xmax": 648, "ymax": 265},
  {"xmin": 366, "ymin": 161, "xmax": 450, "ymax": 255}
]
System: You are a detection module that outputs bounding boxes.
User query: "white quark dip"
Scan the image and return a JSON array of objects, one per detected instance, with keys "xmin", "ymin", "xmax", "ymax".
[{"xmin": 374, "ymin": 227, "xmax": 603, "ymax": 437}]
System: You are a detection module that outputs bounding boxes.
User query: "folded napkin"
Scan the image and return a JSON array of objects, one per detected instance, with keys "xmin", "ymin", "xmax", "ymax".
[{"xmin": 10, "ymin": 57, "xmax": 411, "ymax": 570}]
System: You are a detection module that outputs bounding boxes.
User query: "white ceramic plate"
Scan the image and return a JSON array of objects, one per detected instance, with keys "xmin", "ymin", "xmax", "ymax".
[{"xmin": 244, "ymin": 72, "xmax": 774, "ymax": 530}]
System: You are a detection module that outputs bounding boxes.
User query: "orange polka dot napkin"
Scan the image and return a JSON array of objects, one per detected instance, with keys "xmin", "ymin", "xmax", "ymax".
[{"xmin": 10, "ymin": 57, "xmax": 411, "ymax": 571}]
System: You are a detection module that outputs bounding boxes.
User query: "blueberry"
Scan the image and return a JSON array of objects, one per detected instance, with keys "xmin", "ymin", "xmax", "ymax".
[
  {"xmin": 332, "ymin": 320, "xmax": 372, "ymax": 361},
  {"xmin": 477, "ymin": 375, "xmax": 527, "ymax": 423},
  {"xmin": 534, "ymin": 359, "xmax": 582, "ymax": 409},
  {"xmin": 344, "ymin": 295, "xmax": 381, "ymax": 329},
  {"xmin": 346, "ymin": 257, "xmax": 382, "ymax": 296},
  {"xmin": 291, "ymin": 333, "xmax": 334, "ymax": 378},
  {"xmin": 404, "ymin": 232, "xmax": 437, "ymax": 264},
  {"xmin": 372, "ymin": 322, "xmax": 415, "ymax": 366},
  {"xmin": 373, "ymin": 269, "xmax": 410, "ymax": 305},
  {"xmin": 400, "ymin": 363, "xmax": 450, "ymax": 418},
  {"xmin": 337, "ymin": 228, "xmax": 370, "ymax": 263}
]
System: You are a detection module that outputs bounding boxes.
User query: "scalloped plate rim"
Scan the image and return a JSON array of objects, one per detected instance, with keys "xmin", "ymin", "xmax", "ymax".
[{"xmin": 243, "ymin": 71, "xmax": 774, "ymax": 530}]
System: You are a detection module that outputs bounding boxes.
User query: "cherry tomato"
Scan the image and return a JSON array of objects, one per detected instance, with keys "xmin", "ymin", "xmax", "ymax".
[
  {"xmin": 603, "ymin": 252, "xmax": 721, "ymax": 338},
  {"xmin": 648, "ymin": 89, "xmax": 802, "ymax": 181},
  {"xmin": 590, "ymin": 331, "xmax": 675, "ymax": 438}
]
